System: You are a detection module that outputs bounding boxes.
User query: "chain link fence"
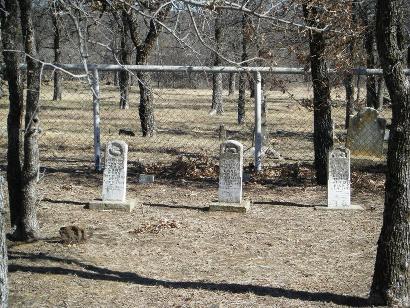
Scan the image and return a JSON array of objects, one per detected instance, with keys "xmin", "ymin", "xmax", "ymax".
[{"xmin": 0, "ymin": 65, "xmax": 393, "ymax": 175}]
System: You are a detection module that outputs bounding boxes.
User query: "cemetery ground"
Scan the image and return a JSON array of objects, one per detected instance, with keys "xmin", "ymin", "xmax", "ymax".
[
  {"xmin": 6, "ymin": 165, "xmax": 385, "ymax": 307},
  {"xmin": 1, "ymin": 82, "xmax": 388, "ymax": 307}
]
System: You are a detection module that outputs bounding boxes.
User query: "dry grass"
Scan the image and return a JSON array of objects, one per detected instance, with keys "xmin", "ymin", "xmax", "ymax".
[
  {"xmin": 5, "ymin": 166, "xmax": 384, "ymax": 307},
  {"xmin": 0, "ymin": 81, "xmax": 387, "ymax": 307}
]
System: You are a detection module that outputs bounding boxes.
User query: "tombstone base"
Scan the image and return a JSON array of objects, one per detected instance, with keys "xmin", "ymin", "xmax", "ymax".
[
  {"xmin": 87, "ymin": 199, "xmax": 137, "ymax": 212},
  {"xmin": 209, "ymin": 200, "xmax": 250, "ymax": 213},
  {"xmin": 315, "ymin": 204, "xmax": 364, "ymax": 211}
]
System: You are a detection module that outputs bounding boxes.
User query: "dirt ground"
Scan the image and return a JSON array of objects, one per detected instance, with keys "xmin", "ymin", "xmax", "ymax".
[{"xmin": 4, "ymin": 160, "xmax": 385, "ymax": 308}]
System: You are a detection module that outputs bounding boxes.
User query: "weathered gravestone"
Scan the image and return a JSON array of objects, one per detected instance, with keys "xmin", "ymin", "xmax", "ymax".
[
  {"xmin": 346, "ymin": 107, "xmax": 386, "ymax": 158},
  {"xmin": 88, "ymin": 140, "xmax": 136, "ymax": 211},
  {"xmin": 102, "ymin": 140, "xmax": 128, "ymax": 201},
  {"xmin": 209, "ymin": 140, "xmax": 250, "ymax": 212}
]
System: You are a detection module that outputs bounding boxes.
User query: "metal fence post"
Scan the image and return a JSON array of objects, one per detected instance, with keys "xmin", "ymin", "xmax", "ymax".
[
  {"xmin": 0, "ymin": 176, "xmax": 8, "ymax": 308},
  {"xmin": 92, "ymin": 68, "xmax": 102, "ymax": 171},
  {"xmin": 254, "ymin": 71, "xmax": 262, "ymax": 172}
]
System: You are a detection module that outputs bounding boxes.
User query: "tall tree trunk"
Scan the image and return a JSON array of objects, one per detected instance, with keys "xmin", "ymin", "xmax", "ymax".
[
  {"xmin": 19, "ymin": 0, "xmax": 41, "ymax": 240},
  {"xmin": 237, "ymin": 73, "xmax": 246, "ymax": 124},
  {"xmin": 249, "ymin": 77, "xmax": 255, "ymax": 98},
  {"xmin": 344, "ymin": 72, "xmax": 355, "ymax": 128},
  {"xmin": 114, "ymin": 71, "xmax": 119, "ymax": 86},
  {"xmin": 0, "ymin": 72, "xmax": 3, "ymax": 99},
  {"xmin": 137, "ymin": 70, "xmax": 155, "ymax": 137},
  {"xmin": 135, "ymin": 42, "xmax": 155, "ymax": 137},
  {"xmin": 119, "ymin": 11, "xmax": 130, "ymax": 109},
  {"xmin": 261, "ymin": 83, "xmax": 268, "ymax": 142},
  {"xmin": 1, "ymin": 0, "xmax": 24, "ymax": 237},
  {"xmin": 360, "ymin": 1, "xmax": 378, "ymax": 109},
  {"xmin": 0, "ymin": 177, "xmax": 8, "ymax": 308},
  {"xmin": 365, "ymin": 25, "xmax": 378, "ymax": 108},
  {"xmin": 126, "ymin": 5, "xmax": 170, "ymax": 137},
  {"xmin": 211, "ymin": 12, "xmax": 223, "ymax": 114},
  {"xmin": 228, "ymin": 73, "xmax": 235, "ymax": 96},
  {"xmin": 344, "ymin": 11, "xmax": 356, "ymax": 129},
  {"xmin": 376, "ymin": 76, "xmax": 384, "ymax": 110},
  {"xmin": 407, "ymin": 46, "xmax": 409, "ymax": 68},
  {"xmin": 52, "ymin": 6, "xmax": 62, "ymax": 101},
  {"xmin": 303, "ymin": 4, "xmax": 333, "ymax": 185},
  {"xmin": 237, "ymin": 12, "xmax": 251, "ymax": 125},
  {"xmin": 370, "ymin": 0, "xmax": 409, "ymax": 306}
]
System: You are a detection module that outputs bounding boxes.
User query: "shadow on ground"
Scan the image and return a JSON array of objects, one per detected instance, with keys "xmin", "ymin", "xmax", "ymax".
[
  {"xmin": 9, "ymin": 251, "xmax": 369, "ymax": 307},
  {"xmin": 254, "ymin": 200, "xmax": 316, "ymax": 208}
]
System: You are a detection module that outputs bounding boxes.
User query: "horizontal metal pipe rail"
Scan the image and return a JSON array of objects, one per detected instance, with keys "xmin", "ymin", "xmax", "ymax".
[{"xmin": 15, "ymin": 63, "xmax": 410, "ymax": 75}]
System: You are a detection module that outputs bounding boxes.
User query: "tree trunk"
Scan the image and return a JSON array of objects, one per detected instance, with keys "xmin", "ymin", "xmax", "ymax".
[
  {"xmin": 0, "ymin": 75, "xmax": 3, "ymax": 99},
  {"xmin": 407, "ymin": 46, "xmax": 409, "ymax": 68},
  {"xmin": 211, "ymin": 12, "xmax": 223, "ymax": 114},
  {"xmin": 114, "ymin": 72, "xmax": 119, "ymax": 86},
  {"xmin": 249, "ymin": 77, "xmax": 255, "ymax": 98},
  {"xmin": 237, "ymin": 73, "xmax": 246, "ymax": 124},
  {"xmin": 376, "ymin": 76, "xmax": 384, "ymax": 110},
  {"xmin": 303, "ymin": 4, "xmax": 333, "ymax": 185},
  {"xmin": 261, "ymin": 90, "xmax": 268, "ymax": 142},
  {"xmin": 137, "ymin": 71, "xmax": 155, "ymax": 137},
  {"xmin": 237, "ymin": 12, "xmax": 251, "ymax": 124},
  {"xmin": 344, "ymin": 72, "xmax": 355, "ymax": 128},
  {"xmin": 212, "ymin": 73, "xmax": 223, "ymax": 114},
  {"xmin": 119, "ymin": 72, "xmax": 130, "ymax": 110},
  {"xmin": 19, "ymin": 0, "xmax": 41, "ymax": 241},
  {"xmin": 228, "ymin": 73, "xmax": 236, "ymax": 96},
  {"xmin": 370, "ymin": 0, "xmax": 410, "ymax": 306},
  {"xmin": 126, "ymin": 5, "xmax": 170, "ymax": 137},
  {"xmin": 135, "ymin": 42, "xmax": 155, "ymax": 136},
  {"xmin": 1, "ymin": 0, "xmax": 24, "ymax": 238},
  {"xmin": 52, "ymin": 6, "xmax": 62, "ymax": 101},
  {"xmin": 119, "ymin": 11, "xmax": 130, "ymax": 109},
  {"xmin": 360, "ymin": 1, "xmax": 378, "ymax": 109},
  {"xmin": 364, "ymin": 23, "xmax": 378, "ymax": 108},
  {"xmin": 0, "ymin": 177, "xmax": 8, "ymax": 307}
]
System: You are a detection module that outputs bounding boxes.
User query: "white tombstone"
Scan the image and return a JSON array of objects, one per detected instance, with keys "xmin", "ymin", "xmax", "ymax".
[
  {"xmin": 210, "ymin": 140, "xmax": 250, "ymax": 212},
  {"xmin": 88, "ymin": 140, "xmax": 136, "ymax": 211},
  {"xmin": 327, "ymin": 147, "xmax": 350, "ymax": 208},
  {"xmin": 102, "ymin": 140, "xmax": 128, "ymax": 201}
]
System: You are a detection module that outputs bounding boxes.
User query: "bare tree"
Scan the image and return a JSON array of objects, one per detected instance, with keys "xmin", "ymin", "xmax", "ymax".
[
  {"xmin": 0, "ymin": 0, "xmax": 41, "ymax": 242},
  {"xmin": 125, "ymin": 3, "xmax": 171, "ymax": 137},
  {"xmin": 303, "ymin": 3, "xmax": 333, "ymax": 185},
  {"xmin": 344, "ymin": 71, "xmax": 355, "ymax": 128},
  {"xmin": 370, "ymin": 0, "xmax": 410, "ymax": 306},
  {"xmin": 19, "ymin": 0, "xmax": 41, "ymax": 240},
  {"xmin": 237, "ymin": 12, "xmax": 252, "ymax": 125},
  {"xmin": 0, "ymin": 0, "xmax": 24, "ymax": 238},
  {"xmin": 52, "ymin": 2, "xmax": 62, "ymax": 101},
  {"xmin": 211, "ymin": 10, "xmax": 223, "ymax": 114},
  {"xmin": 118, "ymin": 10, "xmax": 131, "ymax": 109},
  {"xmin": 228, "ymin": 72, "xmax": 236, "ymax": 95},
  {"xmin": 359, "ymin": 1, "xmax": 379, "ymax": 109},
  {"xmin": 343, "ymin": 2, "xmax": 360, "ymax": 129}
]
